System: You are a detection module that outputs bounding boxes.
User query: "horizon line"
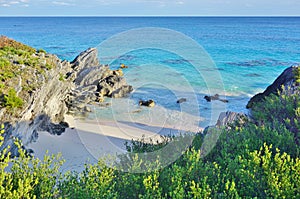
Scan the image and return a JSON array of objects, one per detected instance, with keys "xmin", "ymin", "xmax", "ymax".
[{"xmin": 0, "ymin": 15, "xmax": 300, "ymax": 17}]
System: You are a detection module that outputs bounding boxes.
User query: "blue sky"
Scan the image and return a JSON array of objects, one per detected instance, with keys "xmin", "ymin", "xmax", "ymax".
[{"xmin": 0, "ymin": 0, "xmax": 300, "ymax": 16}]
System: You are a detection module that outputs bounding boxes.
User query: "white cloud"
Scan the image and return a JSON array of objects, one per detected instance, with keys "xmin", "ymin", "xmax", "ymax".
[
  {"xmin": 52, "ymin": 1, "xmax": 74, "ymax": 6},
  {"xmin": 176, "ymin": 1, "xmax": 184, "ymax": 5},
  {"xmin": 10, "ymin": 1, "xmax": 20, "ymax": 4},
  {"xmin": 0, "ymin": 0, "xmax": 29, "ymax": 7},
  {"xmin": 1, "ymin": 3, "xmax": 10, "ymax": 7},
  {"xmin": 96, "ymin": 0, "xmax": 120, "ymax": 5}
]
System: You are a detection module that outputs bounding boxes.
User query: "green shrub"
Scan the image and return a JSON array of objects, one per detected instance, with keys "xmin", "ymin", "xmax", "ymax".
[
  {"xmin": 0, "ymin": 57, "xmax": 10, "ymax": 69},
  {"xmin": 58, "ymin": 73, "xmax": 65, "ymax": 81},
  {"xmin": 3, "ymin": 88, "xmax": 23, "ymax": 109},
  {"xmin": 0, "ymin": 77, "xmax": 299, "ymax": 198},
  {"xmin": 38, "ymin": 49, "xmax": 47, "ymax": 54},
  {"xmin": 294, "ymin": 66, "xmax": 300, "ymax": 85}
]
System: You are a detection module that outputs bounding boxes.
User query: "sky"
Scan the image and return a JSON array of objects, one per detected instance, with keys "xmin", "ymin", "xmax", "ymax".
[{"xmin": 0, "ymin": 0, "xmax": 300, "ymax": 16}]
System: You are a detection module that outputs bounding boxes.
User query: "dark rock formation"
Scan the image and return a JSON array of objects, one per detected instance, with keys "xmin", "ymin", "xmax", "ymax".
[
  {"xmin": 204, "ymin": 94, "xmax": 229, "ymax": 103},
  {"xmin": 139, "ymin": 100, "xmax": 155, "ymax": 107},
  {"xmin": 177, "ymin": 98, "xmax": 187, "ymax": 104},
  {"xmin": 97, "ymin": 74, "xmax": 132, "ymax": 98},
  {"xmin": 247, "ymin": 65, "xmax": 299, "ymax": 109}
]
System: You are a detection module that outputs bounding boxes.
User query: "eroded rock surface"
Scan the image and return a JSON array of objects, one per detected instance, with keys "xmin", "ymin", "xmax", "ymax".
[{"xmin": 247, "ymin": 65, "xmax": 299, "ymax": 109}]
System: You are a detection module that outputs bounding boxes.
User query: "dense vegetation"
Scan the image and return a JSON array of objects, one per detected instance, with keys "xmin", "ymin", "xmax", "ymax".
[{"xmin": 0, "ymin": 86, "xmax": 299, "ymax": 198}]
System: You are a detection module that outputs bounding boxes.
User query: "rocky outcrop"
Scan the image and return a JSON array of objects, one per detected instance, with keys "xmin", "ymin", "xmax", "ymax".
[
  {"xmin": 0, "ymin": 53, "xmax": 74, "ymax": 156},
  {"xmin": 66, "ymin": 48, "xmax": 133, "ymax": 115},
  {"xmin": 71, "ymin": 48, "xmax": 99, "ymax": 71},
  {"xmin": 97, "ymin": 74, "xmax": 133, "ymax": 98},
  {"xmin": 247, "ymin": 65, "xmax": 299, "ymax": 109},
  {"xmin": 215, "ymin": 111, "xmax": 247, "ymax": 128},
  {"xmin": 0, "ymin": 41, "xmax": 133, "ymax": 156}
]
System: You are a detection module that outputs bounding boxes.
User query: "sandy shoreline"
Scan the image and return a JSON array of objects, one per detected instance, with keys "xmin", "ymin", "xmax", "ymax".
[{"xmin": 28, "ymin": 115, "xmax": 202, "ymax": 172}]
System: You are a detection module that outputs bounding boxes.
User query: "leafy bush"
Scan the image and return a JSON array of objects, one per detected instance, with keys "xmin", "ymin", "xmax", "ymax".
[
  {"xmin": 0, "ymin": 57, "xmax": 10, "ymax": 69},
  {"xmin": 0, "ymin": 85, "xmax": 299, "ymax": 198},
  {"xmin": 293, "ymin": 66, "xmax": 300, "ymax": 85},
  {"xmin": 38, "ymin": 49, "xmax": 47, "ymax": 54},
  {"xmin": 2, "ymin": 88, "xmax": 24, "ymax": 109}
]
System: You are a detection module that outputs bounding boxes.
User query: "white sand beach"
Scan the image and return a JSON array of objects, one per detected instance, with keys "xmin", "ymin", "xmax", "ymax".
[{"xmin": 28, "ymin": 114, "xmax": 203, "ymax": 172}]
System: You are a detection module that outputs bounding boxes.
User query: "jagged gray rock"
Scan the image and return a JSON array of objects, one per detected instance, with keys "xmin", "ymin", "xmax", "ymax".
[
  {"xmin": 71, "ymin": 48, "xmax": 99, "ymax": 71},
  {"xmin": 74, "ymin": 65, "xmax": 112, "ymax": 87},
  {"xmin": 111, "ymin": 85, "xmax": 133, "ymax": 98},
  {"xmin": 97, "ymin": 74, "xmax": 132, "ymax": 98},
  {"xmin": 215, "ymin": 111, "xmax": 246, "ymax": 127},
  {"xmin": 247, "ymin": 65, "xmax": 299, "ymax": 109}
]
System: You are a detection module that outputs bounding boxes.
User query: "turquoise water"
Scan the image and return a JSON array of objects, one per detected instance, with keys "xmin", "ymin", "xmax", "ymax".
[{"xmin": 1, "ymin": 17, "xmax": 300, "ymax": 128}]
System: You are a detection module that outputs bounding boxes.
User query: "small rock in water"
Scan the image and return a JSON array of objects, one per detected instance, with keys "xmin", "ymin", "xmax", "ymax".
[
  {"xmin": 177, "ymin": 98, "xmax": 187, "ymax": 104},
  {"xmin": 139, "ymin": 100, "xmax": 155, "ymax": 107},
  {"xmin": 132, "ymin": 109, "xmax": 142, "ymax": 113},
  {"xmin": 120, "ymin": 63, "xmax": 129, "ymax": 69},
  {"xmin": 204, "ymin": 94, "xmax": 228, "ymax": 103}
]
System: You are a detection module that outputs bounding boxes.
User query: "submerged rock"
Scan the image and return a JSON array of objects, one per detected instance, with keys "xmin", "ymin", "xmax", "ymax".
[
  {"xmin": 177, "ymin": 98, "xmax": 187, "ymax": 104},
  {"xmin": 204, "ymin": 94, "xmax": 229, "ymax": 103}
]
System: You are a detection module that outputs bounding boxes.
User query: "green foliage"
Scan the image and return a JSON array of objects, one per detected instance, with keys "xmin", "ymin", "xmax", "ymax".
[
  {"xmin": 251, "ymin": 89, "xmax": 300, "ymax": 145},
  {"xmin": 2, "ymin": 88, "xmax": 23, "ymax": 109},
  {"xmin": 293, "ymin": 66, "xmax": 300, "ymax": 85},
  {"xmin": 58, "ymin": 160, "xmax": 118, "ymax": 199},
  {"xmin": 0, "ymin": 126, "xmax": 64, "ymax": 199},
  {"xmin": 0, "ymin": 57, "xmax": 10, "ymax": 69},
  {"xmin": 0, "ymin": 87, "xmax": 299, "ymax": 198},
  {"xmin": 38, "ymin": 49, "xmax": 47, "ymax": 54},
  {"xmin": 58, "ymin": 73, "xmax": 65, "ymax": 81},
  {"xmin": 0, "ymin": 43, "xmax": 55, "ymax": 115}
]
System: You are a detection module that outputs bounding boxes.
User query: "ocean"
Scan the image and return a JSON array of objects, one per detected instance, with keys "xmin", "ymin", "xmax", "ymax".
[{"xmin": 1, "ymin": 17, "xmax": 300, "ymax": 129}]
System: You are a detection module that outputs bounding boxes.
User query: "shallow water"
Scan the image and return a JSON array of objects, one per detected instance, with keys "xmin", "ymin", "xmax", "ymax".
[{"xmin": 1, "ymin": 17, "xmax": 299, "ymax": 129}]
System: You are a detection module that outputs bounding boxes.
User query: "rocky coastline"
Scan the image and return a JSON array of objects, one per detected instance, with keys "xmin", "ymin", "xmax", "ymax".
[
  {"xmin": 0, "ymin": 36, "xmax": 299, "ymax": 157},
  {"xmin": 0, "ymin": 36, "xmax": 133, "ymax": 156}
]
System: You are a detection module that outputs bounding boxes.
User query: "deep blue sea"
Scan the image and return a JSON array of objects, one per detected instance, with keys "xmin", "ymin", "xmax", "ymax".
[{"xmin": 1, "ymin": 17, "xmax": 300, "ymax": 128}]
